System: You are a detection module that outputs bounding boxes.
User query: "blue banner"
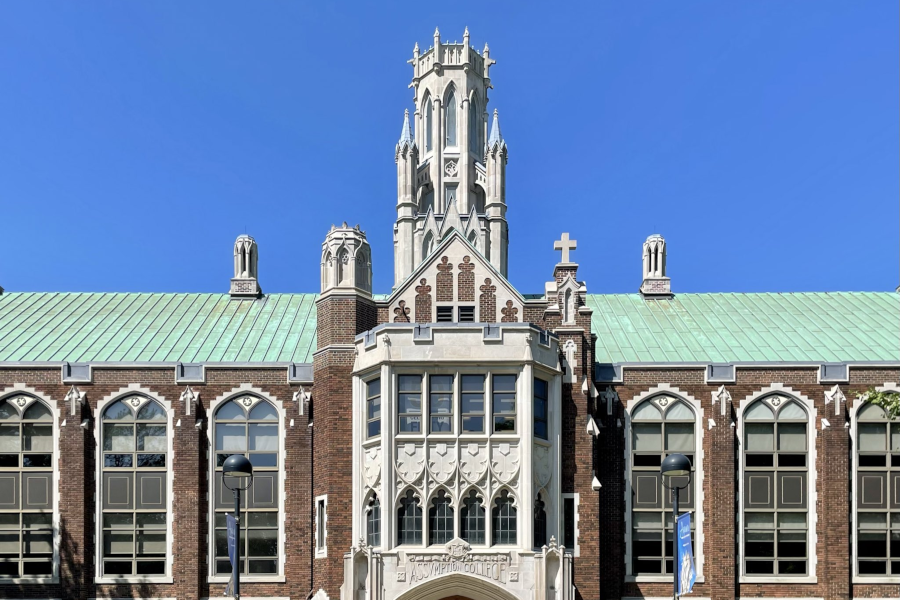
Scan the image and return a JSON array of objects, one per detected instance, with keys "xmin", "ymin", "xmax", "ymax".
[
  {"xmin": 676, "ymin": 512, "xmax": 696, "ymax": 596},
  {"xmin": 226, "ymin": 513, "xmax": 238, "ymax": 568}
]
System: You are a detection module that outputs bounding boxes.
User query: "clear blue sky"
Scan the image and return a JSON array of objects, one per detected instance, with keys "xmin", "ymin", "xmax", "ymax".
[{"xmin": 1, "ymin": 2, "xmax": 897, "ymax": 295}]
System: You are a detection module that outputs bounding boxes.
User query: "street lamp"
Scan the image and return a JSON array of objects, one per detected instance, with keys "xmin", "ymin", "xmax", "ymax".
[
  {"xmin": 223, "ymin": 454, "xmax": 254, "ymax": 599},
  {"xmin": 661, "ymin": 453, "xmax": 692, "ymax": 600}
]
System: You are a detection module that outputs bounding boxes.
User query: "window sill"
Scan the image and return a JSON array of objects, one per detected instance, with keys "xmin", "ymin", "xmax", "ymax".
[
  {"xmin": 852, "ymin": 575, "xmax": 900, "ymax": 584},
  {"xmin": 0, "ymin": 577, "xmax": 59, "ymax": 585},
  {"xmin": 626, "ymin": 575, "xmax": 705, "ymax": 584},
  {"xmin": 739, "ymin": 575, "xmax": 817, "ymax": 584},
  {"xmin": 315, "ymin": 549, "xmax": 327, "ymax": 558},
  {"xmin": 95, "ymin": 576, "xmax": 174, "ymax": 584},
  {"xmin": 208, "ymin": 575, "xmax": 285, "ymax": 584}
]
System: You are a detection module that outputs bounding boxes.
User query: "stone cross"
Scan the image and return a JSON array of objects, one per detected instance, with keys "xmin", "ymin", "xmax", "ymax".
[{"xmin": 554, "ymin": 233, "xmax": 577, "ymax": 264}]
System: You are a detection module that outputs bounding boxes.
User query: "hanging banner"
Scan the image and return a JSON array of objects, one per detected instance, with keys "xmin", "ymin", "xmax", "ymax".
[
  {"xmin": 676, "ymin": 512, "xmax": 696, "ymax": 596},
  {"xmin": 227, "ymin": 514, "xmax": 238, "ymax": 567}
]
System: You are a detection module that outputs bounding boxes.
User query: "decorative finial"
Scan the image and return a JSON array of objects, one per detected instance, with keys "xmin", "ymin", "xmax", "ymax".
[
  {"xmin": 413, "ymin": 42, "xmax": 419, "ymax": 53},
  {"xmin": 483, "ymin": 42, "xmax": 490, "ymax": 55},
  {"xmin": 464, "ymin": 26, "xmax": 469, "ymax": 40}
]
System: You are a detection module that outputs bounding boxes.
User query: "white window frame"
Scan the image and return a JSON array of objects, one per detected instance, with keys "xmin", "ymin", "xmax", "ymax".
[
  {"xmin": 561, "ymin": 492, "xmax": 580, "ymax": 557},
  {"xmin": 207, "ymin": 384, "xmax": 286, "ymax": 584},
  {"xmin": 624, "ymin": 384, "xmax": 705, "ymax": 583},
  {"xmin": 737, "ymin": 384, "xmax": 818, "ymax": 584},
  {"xmin": 0, "ymin": 385, "xmax": 60, "ymax": 586},
  {"xmin": 851, "ymin": 382, "xmax": 900, "ymax": 583},
  {"xmin": 94, "ymin": 384, "xmax": 174, "ymax": 584},
  {"xmin": 315, "ymin": 494, "xmax": 328, "ymax": 558}
]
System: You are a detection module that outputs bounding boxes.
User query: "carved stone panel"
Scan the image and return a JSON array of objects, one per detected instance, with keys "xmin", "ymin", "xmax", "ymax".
[
  {"xmin": 533, "ymin": 444, "xmax": 552, "ymax": 490},
  {"xmin": 427, "ymin": 442, "xmax": 458, "ymax": 484},
  {"xmin": 490, "ymin": 442, "xmax": 520, "ymax": 483},
  {"xmin": 459, "ymin": 442, "xmax": 488, "ymax": 483},
  {"xmin": 364, "ymin": 446, "xmax": 382, "ymax": 488},
  {"xmin": 396, "ymin": 442, "xmax": 425, "ymax": 483}
]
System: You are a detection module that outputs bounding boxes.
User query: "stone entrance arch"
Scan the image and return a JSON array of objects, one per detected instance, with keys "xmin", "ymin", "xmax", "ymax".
[{"xmin": 394, "ymin": 573, "xmax": 521, "ymax": 600}]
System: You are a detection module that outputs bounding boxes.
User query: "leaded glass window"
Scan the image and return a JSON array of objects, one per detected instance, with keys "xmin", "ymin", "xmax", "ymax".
[
  {"xmin": 743, "ymin": 397, "xmax": 808, "ymax": 576},
  {"xmin": 213, "ymin": 397, "xmax": 279, "ymax": 575},
  {"xmin": 461, "ymin": 375, "xmax": 485, "ymax": 433},
  {"xmin": 0, "ymin": 396, "xmax": 53, "ymax": 579},
  {"xmin": 429, "ymin": 490, "xmax": 454, "ymax": 545},
  {"xmin": 630, "ymin": 396, "xmax": 695, "ymax": 575},
  {"xmin": 492, "ymin": 375, "xmax": 516, "ymax": 433},
  {"xmin": 429, "ymin": 376, "xmax": 453, "ymax": 433},
  {"xmin": 461, "ymin": 490, "xmax": 485, "ymax": 545},
  {"xmin": 366, "ymin": 379, "xmax": 381, "ymax": 438},
  {"xmin": 856, "ymin": 401, "xmax": 900, "ymax": 576},
  {"xmin": 492, "ymin": 490, "xmax": 516, "ymax": 545},
  {"xmin": 398, "ymin": 490, "xmax": 422, "ymax": 545},
  {"xmin": 398, "ymin": 376, "xmax": 423, "ymax": 433},
  {"xmin": 534, "ymin": 494, "xmax": 547, "ymax": 548},
  {"xmin": 446, "ymin": 91, "xmax": 457, "ymax": 147},
  {"xmin": 534, "ymin": 378, "xmax": 549, "ymax": 440},
  {"xmin": 100, "ymin": 397, "xmax": 168, "ymax": 576},
  {"xmin": 366, "ymin": 496, "xmax": 381, "ymax": 547}
]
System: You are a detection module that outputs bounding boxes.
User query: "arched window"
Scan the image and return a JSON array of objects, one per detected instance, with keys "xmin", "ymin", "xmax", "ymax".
[
  {"xmin": 397, "ymin": 490, "xmax": 422, "ymax": 545},
  {"xmin": 100, "ymin": 397, "xmax": 167, "ymax": 576},
  {"xmin": 213, "ymin": 397, "xmax": 279, "ymax": 575},
  {"xmin": 743, "ymin": 397, "xmax": 808, "ymax": 576},
  {"xmin": 630, "ymin": 396, "xmax": 695, "ymax": 575},
  {"xmin": 445, "ymin": 91, "xmax": 457, "ymax": 147},
  {"xmin": 0, "ymin": 396, "xmax": 53, "ymax": 579},
  {"xmin": 429, "ymin": 490, "xmax": 454, "ymax": 545},
  {"xmin": 855, "ymin": 400, "xmax": 900, "ymax": 576},
  {"xmin": 534, "ymin": 494, "xmax": 548, "ymax": 548},
  {"xmin": 492, "ymin": 490, "xmax": 517, "ymax": 545},
  {"xmin": 424, "ymin": 96, "xmax": 433, "ymax": 152},
  {"xmin": 469, "ymin": 97, "xmax": 480, "ymax": 153},
  {"xmin": 366, "ymin": 495, "xmax": 381, "ymax": 547},
  {"xmin": 461, "ymin": 490, "xmax": 485, "ymax": 545}
]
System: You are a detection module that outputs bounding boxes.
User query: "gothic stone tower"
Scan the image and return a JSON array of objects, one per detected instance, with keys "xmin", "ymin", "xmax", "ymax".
[{"xmin": 394, "ymin": 27, "xmax": 509, "ymax": 287}]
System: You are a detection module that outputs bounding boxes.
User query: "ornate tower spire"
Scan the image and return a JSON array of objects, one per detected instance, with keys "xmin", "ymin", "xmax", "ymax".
[{"xmin": 393, "ymin": 28, "xmax": 510, "ymax": 286}]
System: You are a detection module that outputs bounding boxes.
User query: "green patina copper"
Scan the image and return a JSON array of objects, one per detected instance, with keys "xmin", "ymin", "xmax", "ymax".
[{"xmin": 0, "ymin": 291, "xmax": 896, "ymax": 365}]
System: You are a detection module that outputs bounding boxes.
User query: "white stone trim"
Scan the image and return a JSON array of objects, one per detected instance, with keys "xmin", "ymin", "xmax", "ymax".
[
  {"xmin": 736, "ymin": 383, "xmax": 818, "ymax": 584},
  {"xmin": 315, "ymin": 493, "xmax": 328, "ymax": 558},
  {"xmin": 623, "ymin": 383, "xmax": 706, "ymax": 582},
  {"xmin": 93, "ymin": 384, "xmax": 174, "ymax": 584},
  {"xmin": 206, "ymin": 384, "xmax": 286, "ymax": 583},
  {"xmin": 0, "ymin": 384, "xmax": 61, "ymax": 585},
  {"xmin": 850, "ymin": 382, "xmax": 900, "ymax": 583}
]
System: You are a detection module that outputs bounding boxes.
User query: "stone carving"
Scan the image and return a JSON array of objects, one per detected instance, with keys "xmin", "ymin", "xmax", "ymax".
[
  {"xmin": 427, "ymin": 443, "xmax": 458, "ymax": 483},
  {"xmin": 394, "ymin": 300, "xmax": 411, "ymax": 323},
  {"xmin": 363, "ymin": 446, "xmax": 382, "ymax": 488},
  {"xmin": 404, "ymin": 540, "xmax": 511, "ymax": 584},
  {"xmin": 533, "ymin": 444, "xmax": 552, "ymax": 489},
  {"xmin": 479, "ymin": 278, "xmax": 497, "ymax": 323},
  {"xmin": 603, "ymin": 386, "xmax": 618, "ymax": 416},
  {"xmin": 490, "ymin": 442, "xmax": 520, "ymax": 483},
  {"xmin": 460, "ymin": 442, "xmax": 488, "ymax": 482},
  {"xmin": 415, "ymin": 278, "xmax": 432, "ymax": 323},
  {"xmin": 436, "ymin": 256, "xmax": 453, "ymax": 302},
  {"xmin": 457, "ymin": 256, "xmax": 475, "ymax": 301},
  {"xmin": 500, "ymin": 300, "xmax": 518, "ymax": 323},
  {"xmin": 396, "ymin": 442, "xmax": 425, "ymax": 482},
  {"xmin": 445, "ymin": 160, "xmax": 459, "ymax": 176},
  {"xmin": 14, "ymin": 396, "xmax": 28, "ymax": 408}
]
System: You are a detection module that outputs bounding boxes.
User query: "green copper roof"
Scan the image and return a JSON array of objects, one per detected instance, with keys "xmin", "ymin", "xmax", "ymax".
[
  {"xmin": 586, "ymin": 292, "xmax": 900, "ymax": 364},
  {"xmin": 0, "ymin": 291, "xmax": 896, "ymax": 366},
  {"xmin": 0, "ymin": 293, "xmax": 317, "ymax": 364}
]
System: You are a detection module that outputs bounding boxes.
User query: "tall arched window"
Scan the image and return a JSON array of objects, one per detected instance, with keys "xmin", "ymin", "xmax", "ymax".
[
  {"xmin": 855, "ymin": 400, "xmax": 900, "ymax": 576},
  {"xmin": 492, "ymin": 490, "xmax": 517, "ymax": 545},
  {"xmin": 445, "ymin": 91, "xmax": 457, "ymax": 147},
  {"xmin": 534, "ymin": 494, "xmax": 547, "ymax": 548},
  {"xmin": 461, "ymin": 489, "xmax": 485, "ymax": 545},
  {"xmin": 429, "ymin": 490, "xmax": 453, "ymax": 545},
  {"xmin": 630, "ymin": 396, "xmax": 695, "ymax": 575},
  {"xmin": 397, "ymin": 490, "xmax": 422, "ymax": 545},
  {"xmin": 424, "ymin": 96, "xmax": 433, "ymax": 152},
  {"xmin": 0, "ymin": 396, "xmax": 53, "ymax": 579},
  {"xmin": 743, "ymin": 397, "xmax": 808, "ymax": 576},
  {"xmin": 469, "ymin": 97, "xmax": 480, "ymax": 153},
  {"xmin": 100, "ymin": 397, "xmax": 167, "ymax": 576},
  {"xmin": 366, "ymin": 495, "xmax": 381, "ymax": 547},
  {"xmin": 213, "ymin": 397, "xmax": 279, "ymax": 575}
]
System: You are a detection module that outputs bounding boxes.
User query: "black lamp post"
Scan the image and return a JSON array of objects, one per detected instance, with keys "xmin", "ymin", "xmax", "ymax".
[
  {"xmin": 660, "ymin": 453, "xmax": 692, "ymax": 600},
  {"xmin": 223, "ymin": 454, "xmax": 254, "ymax": 599}
]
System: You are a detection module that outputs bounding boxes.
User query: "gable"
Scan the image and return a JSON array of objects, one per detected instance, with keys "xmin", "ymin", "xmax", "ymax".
[{"xmin": 386, "ymin": 231, "xmax": 524, "ymax": 323}]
